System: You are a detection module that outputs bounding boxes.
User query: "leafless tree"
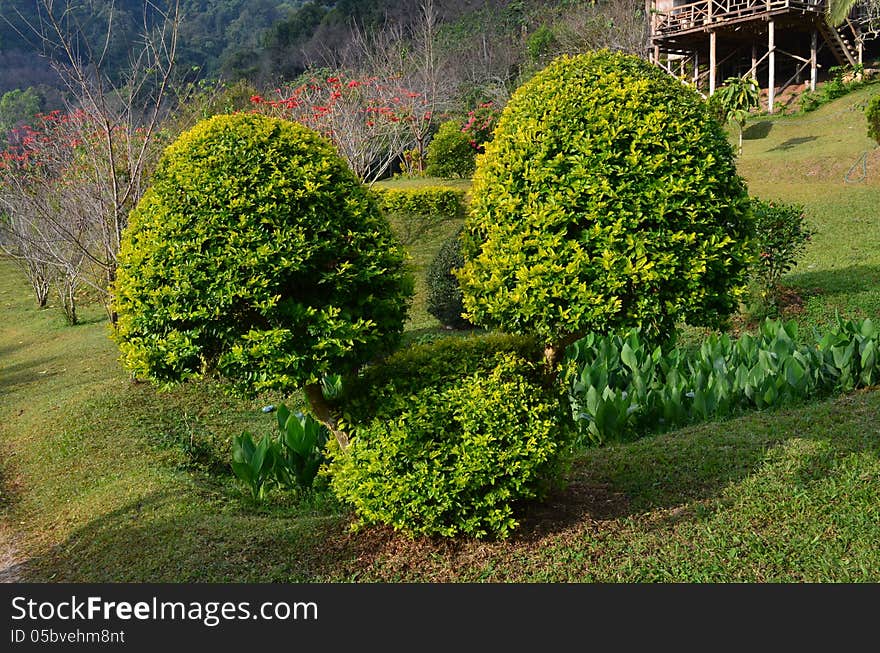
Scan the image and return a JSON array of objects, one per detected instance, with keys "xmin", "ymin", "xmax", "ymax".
[{"xmin": 0, "ymin": 0, "xmax": 182, "ymax": 324}]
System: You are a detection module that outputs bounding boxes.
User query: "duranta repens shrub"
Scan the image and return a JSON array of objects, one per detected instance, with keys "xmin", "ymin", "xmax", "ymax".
[
  {"xmin": 333, "ymin": 332, "xmax": 542, "ymax": 426},
  {"xmin": 426, "ymin": 227, "xmax": 472, "ymax": 330},
  {"xmin": 329, "ymin": 354, "xmax": 572, "ymax": 539},
  {"xmin": 113, "ymin": 112, "xmax": 412, "ymax": 394},
  {"xmin": 426, "ymin": 120, "xmax": 476, "ymax": 178},
  {"xmin": 866, "ymin": 92, "xmax": 880, "ymax": 145},
  {"xmin": 373, "ymin": 185, "xmax": 466, "ymax": 246},
  {"xmin": 458, "ymin": 50, "xmax": 754, "ymax": 354}
]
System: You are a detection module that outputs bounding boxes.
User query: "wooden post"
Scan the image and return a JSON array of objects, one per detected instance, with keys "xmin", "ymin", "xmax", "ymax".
[
  {"xmin": 694, "ymin": 50, "xmax": 699, "ymax": 84},
  {"xmin": 768, "ymin": 20, "xmax": 775, "ymax": 114},
  {"xmin": 752, "ymin": 43, "xmax": 758, "ymax": 81},
  {"xmin": 709, "ymin": 31, "xmax": 717, "ymax": 95},
  {"xmin": 810, "ymin": 30, "xmax": 818, "ymax": 92}
]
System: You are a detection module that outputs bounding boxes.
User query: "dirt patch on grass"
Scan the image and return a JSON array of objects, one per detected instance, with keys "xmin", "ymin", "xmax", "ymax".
[
  {"xmin": 318, "ymin": 471, "xmax": 633, "ymax": 582},
  {"xmin": 0, "ymin": 521, "xmax": 25, "ymax": 583}
]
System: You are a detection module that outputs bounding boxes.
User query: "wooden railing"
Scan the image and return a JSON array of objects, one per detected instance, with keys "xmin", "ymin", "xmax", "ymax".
[{"xmin": 654, "ymin": 0, "xmax": 826, "ymax": 34}]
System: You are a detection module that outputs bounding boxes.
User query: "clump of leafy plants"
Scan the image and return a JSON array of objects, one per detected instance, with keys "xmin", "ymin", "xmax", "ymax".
[
  {"xmin": 231, "ymin": 404, "xmax": 329, "ymax": 501},
  {"xmin": 565, "ymin": 316, "xmax": 880, "ymax": 445}
]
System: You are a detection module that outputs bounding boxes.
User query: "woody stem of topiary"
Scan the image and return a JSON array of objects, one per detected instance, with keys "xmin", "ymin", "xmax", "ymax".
[
  {"xmin": 543, "ymin": 333, "xmax": 582, "ymax": 380},
  {"xmin": 304, "ymin": 382, "xmax": 350, "ymax": 451}
]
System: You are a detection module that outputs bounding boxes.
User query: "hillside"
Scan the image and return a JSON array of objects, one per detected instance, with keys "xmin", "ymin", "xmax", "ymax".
[{"xmin": 2, "ymin": 83, "xmax": 880, "ymax": 582}]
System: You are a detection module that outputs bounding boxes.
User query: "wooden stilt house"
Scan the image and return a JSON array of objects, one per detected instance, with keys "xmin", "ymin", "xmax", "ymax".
[{"xmin": 649, "ymin": 0, "xmax": 879, "ymax": 111}]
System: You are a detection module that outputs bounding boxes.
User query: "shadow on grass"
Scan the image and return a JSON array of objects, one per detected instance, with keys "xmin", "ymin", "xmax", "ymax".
[
  {"xmin": 785, "ymin": 263, "xmax": 880, "ymax": 295},
  {"xmin": 743, "ymin": 121, "xmax": 773, "ymax": 140},
  {"xmin": 768, "ymin": 136, "xmax": 820, "ymax": 151},
  {"xmin": 0, "ymin": 357, "xmax": 60, "ymax": 390},
  {"xmin": 18, "ymin": 390, "xmax": 880, "ymax": 582}
]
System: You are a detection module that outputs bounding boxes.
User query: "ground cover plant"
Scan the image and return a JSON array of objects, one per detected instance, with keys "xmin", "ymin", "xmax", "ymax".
[
  {"xmin": 1, "ymin": 69, "xmax": 880, "ymax": 582},
  {"xmin": 565, "ymin": 317, "xmax": 880, "ymax": 445}
]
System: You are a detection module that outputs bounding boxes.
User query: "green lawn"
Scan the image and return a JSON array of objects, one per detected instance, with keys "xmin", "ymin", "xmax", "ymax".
[{"xmin": 2, "ymin": 87, "xmax": 880, "ymax": 582}]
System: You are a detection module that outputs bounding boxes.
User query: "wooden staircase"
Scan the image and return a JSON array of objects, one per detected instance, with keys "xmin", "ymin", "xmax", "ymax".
[{"xmin": 818, "ymin": 18, "xmax": 859, "ymax": 66}]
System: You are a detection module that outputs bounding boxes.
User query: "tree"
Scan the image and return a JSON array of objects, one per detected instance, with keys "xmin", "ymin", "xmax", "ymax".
[
  {"xmin": 1, "ymin": 0, "xmax": 184, "ymax": 323},
  {"xmin": 113, "ymin": 113, "xmax": 412, "ymax": 449},
  {"xmin": 712, "ymin": 76, "xmax": 760, "ymax": 156},
  {"xmin": 254, "ymin": 72, "xmax": 417, "ymax": 185},
  {"xmin": 0, "ymin": 88, "xmax": 42, "ymax": 145},
  {"xmin": 457, "ymin": 51, "xmax": 754, "ymax": 370}
]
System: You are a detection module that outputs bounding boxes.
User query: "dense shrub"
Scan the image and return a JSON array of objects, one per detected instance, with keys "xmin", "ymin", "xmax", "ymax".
[
  {"xmin": 867, "ymin": 92, "xmax": 880, "ymax": 145},
  {"xmin": 461, "ymin": 102, "xmax": 500, "ymax": 152},
  {"xmin": 458, "ymin": 50, "xmax": 753, "ymax": 362},
  {"xmin": 801, "ymin": 64, "xmax": 869, "ymax": 113},
  {"xmin": 750, "ymin": 198, "xmax": 814, "ymax": 299},
  {"xmin": 333, "ymin": 332, "xmax": 542, "ymax": 426},
  {"xmin": 426, "ymin": 228, "xmax": 472, "ymax": 329},
  {"xmin": 113, "ymin": 112, "xmax": 412, "ymax": 396},
  {"xmin": 373, "ymin": 186, "xmax": 466, "ymax": 246},
  {"xmin": 426, "ymin": 120, "xmax": 476, "ymax": 178},
  {"xmin": 329, "ymin": 355, "xmax": 572, "ymax": 539},
  {"xmin": 565, "ymin": 317, "xmax": 880, "ymax": 445}
]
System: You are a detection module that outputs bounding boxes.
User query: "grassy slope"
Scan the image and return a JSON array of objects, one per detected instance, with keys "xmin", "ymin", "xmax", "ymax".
[{"xmin": 2, "ymin": 90, "xmax": 880, "ymax": 582}]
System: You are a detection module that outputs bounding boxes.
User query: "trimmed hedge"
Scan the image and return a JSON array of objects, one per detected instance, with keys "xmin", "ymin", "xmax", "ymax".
[
  {"xmin": 333, "ymin": 332, "xmax": 542, "ymax": 426},
  {"xmin": 373, "ymin": 185, "xmax": 467, "ymax": 246}
]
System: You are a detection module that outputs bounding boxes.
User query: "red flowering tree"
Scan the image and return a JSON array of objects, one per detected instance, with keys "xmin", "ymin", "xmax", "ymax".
[
  {"xmin": 252, "ymin": 72, "xmax": 431, "ymax": 184},
  {"xmin": 0, "ymin": 108, "xmax": 153, "ymax": 323}
]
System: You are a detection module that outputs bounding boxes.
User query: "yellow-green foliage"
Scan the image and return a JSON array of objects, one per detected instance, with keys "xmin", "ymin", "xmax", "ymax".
[
  {"xmin": 373, "ymin": 185, "xmax": 466, "ymax": 246},
  {"xmin": 458, "ymin": 50, "xmax": 754, "ymax": 345},
  {"xmin": 113, "ymin": 112, "xmax": 412, "ymax": 394},
  {"xmin": 333, "ymin": 332, "xmax": 541, "ymax": 426},
  {"xmin": 329, "ymin": 354, "xmax": 571, "ymax": 539},
  {"xmin": 866, "ymin": 93, "xmax": 880, "ymax": 145}
]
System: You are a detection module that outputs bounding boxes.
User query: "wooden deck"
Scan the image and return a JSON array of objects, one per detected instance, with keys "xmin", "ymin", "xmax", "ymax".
[{"xmin": 654, "ymin": 0, "xmax": 825, "ymax": 37}]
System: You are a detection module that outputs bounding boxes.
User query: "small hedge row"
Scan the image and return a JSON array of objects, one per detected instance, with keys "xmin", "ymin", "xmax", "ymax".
[{"xmin": 373, "ymin": 186, "xmax": 467, "ymax": 246}]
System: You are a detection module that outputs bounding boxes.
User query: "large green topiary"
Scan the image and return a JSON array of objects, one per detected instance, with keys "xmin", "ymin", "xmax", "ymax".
[
  {"xmin": 113, "ymin": 113, "xmax": 412, "ymax": 419},
  {"xmin": 457, "ymin": 50, "xmax": 754, "ymax": 366}
]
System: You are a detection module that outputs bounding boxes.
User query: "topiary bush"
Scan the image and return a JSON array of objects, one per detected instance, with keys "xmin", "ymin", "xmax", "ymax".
[
  {"xmin": 426, "ymin": 227, "xmax": 472, "ymax": 330},
  {"xmin": 333, "ymin": 332, "xmax": 542, "ymax": 426},
  {"xmin": 457, "ymin": 50, "xmax": 754, "ymax": 366},
  {"xmin": 329, "ymin": 354, "xmax": 572, "ymax": 539},
  {"xmin": 113, "ymin": 113, "xmax": 412, "ymax": 408},
  {"xmin": 425, "ymin": 120, "xmax": 476, "ymax": 178}
]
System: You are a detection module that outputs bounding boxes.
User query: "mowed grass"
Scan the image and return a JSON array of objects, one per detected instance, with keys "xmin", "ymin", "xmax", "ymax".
[{"xmin": 2, "ymin": 88, "xmax": 880, "ymax": 582}]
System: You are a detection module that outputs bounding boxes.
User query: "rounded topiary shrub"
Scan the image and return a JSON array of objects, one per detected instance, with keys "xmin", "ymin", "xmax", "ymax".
[
  {"xmin": 329, "ymin": 354, "xmax": 571, "ymax": 539},
  {"xmin": 458, "ymin": 50, "xmax": 754, "ymax": 358},
  {"xmin": 425, "ymin": 120, "xmax": 476, "ymax": 178},
  {"xmin": 333, "ymin": 332, "xmax": 542, "ymax": 425},
  {"xmin": 113, "ymin": 112, "xmax": 412, "ymax": 394},
  {"xmin": 426, "ymin": 227, "xmax": 473, "ymax": 330}
]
